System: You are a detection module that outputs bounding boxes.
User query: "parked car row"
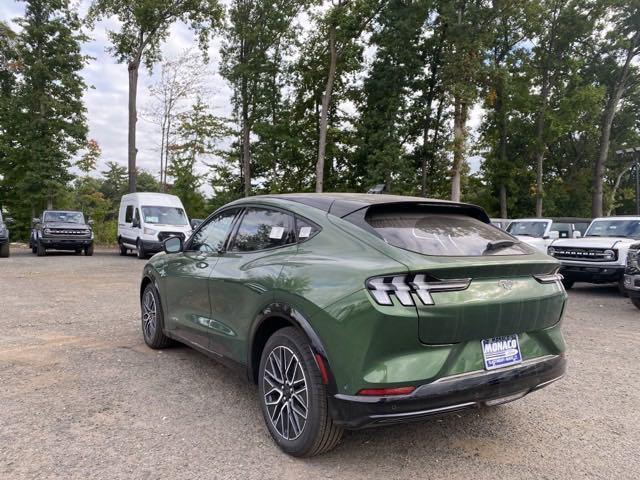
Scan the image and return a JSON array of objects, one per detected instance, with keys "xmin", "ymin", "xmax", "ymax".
[{"xmin": 0, "ymin": 211, "xmax": 13, "ymax": 258}]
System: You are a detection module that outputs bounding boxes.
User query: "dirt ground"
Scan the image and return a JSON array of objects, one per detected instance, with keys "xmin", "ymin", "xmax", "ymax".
[{"xmin": 1, "ymin": 246, "xmax": 639, "ymax": 479}]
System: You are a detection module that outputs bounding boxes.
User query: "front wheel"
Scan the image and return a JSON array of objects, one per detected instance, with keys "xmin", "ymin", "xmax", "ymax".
[
  {"xmin": 258, "ymin": 327, "xmax": 343, "ymax": 457},
  {"xmin": 36, "ymin": 241, "xmax": 46, "ymax": 257},
  {"xmin": 136, "ymin": 240, "xmax": 146, "ymax": 260},
  {"xmin": 562, "ymin": 278, "xmax": 574, "ymax": 290},
  {"xmin": 0, "ymin": 242, "xmax": 9, "ymax": 258},
  {"xmin": 85, "ymin": 244, "xmax": 94, "ymax": 256},
  {"xmin": 631, "ymin": 297, "xmax": 640, "ymax": 310},
  {"xmin": 141, "ymin": 284, "xmax": 172, "ymax": 349}
]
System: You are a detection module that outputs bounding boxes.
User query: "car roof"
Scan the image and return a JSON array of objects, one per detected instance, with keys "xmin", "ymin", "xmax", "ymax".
[
  {"xmin": 121, "ymin": 192, "xmax": 184, "ymax": 207},
  {"xmin": 592, "ymin": 216, "xmax": 640, "ymax": 221},
  {"xmin": 43, "ymin": 210, "xmax": 83, "ymax": 214},
  {"xmin": 236, "ymin": 193, "xmax": 490, "ymax": 221}
]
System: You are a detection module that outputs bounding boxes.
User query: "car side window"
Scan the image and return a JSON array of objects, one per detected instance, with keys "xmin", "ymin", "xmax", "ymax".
[
  {"xmin": 230, "ymin": 208, "xmax": 295, "ymax": 252},
  {"xmin": 190, "ymin": 209, "xmax": 239, "ymax": 253},
  {"xmin": 295, "ymin": 217, "xmax": 320, "ymax": 242},
  {"xmin": 125, "ymin": 205, "xmax": 133, "ymax": 223}
]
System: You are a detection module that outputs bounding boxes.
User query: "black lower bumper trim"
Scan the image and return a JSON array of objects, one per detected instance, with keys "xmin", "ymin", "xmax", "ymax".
[
  {"xmin": 560, "ymin": 265, "xmax": 624, "ymax": 283},
  {"xmin": 41, "ymin": 239, "xmax": 92, "ymax": 250},
  {"xmin": 329, "ymin": 354, "xmax": 566, "ymax": 429}
]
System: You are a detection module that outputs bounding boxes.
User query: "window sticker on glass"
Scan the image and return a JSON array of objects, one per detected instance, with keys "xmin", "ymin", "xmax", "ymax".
[
  {"xmin": 269, "ymin": 226, "xmax": 285, "ymax": 239},
  {"xmin": 145, "ymin": 216, "xmax": 159, "ymax": 223},
  {"xmin": 299, "ymin": 226, "xmax": 312, "ymax": 238}
]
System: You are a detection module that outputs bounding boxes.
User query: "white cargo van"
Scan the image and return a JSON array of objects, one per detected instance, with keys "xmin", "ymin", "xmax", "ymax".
[{"xmin": 118, "ymin": 193, "xmax": 192, "ymax": 259}]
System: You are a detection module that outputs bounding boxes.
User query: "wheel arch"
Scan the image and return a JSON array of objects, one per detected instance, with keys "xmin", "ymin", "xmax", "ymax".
[{"xmin": 248, "ymin": 303, "xmax": 334, "ymax": 390}]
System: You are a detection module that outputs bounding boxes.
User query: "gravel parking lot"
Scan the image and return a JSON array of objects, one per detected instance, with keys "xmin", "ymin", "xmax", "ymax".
[{"xmin": 1, "ymin": 246, "xmax": 639, "ymax": 479}]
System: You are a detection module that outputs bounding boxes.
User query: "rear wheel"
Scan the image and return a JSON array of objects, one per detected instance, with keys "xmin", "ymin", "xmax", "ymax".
[
  {"xmin": 141, "ymin": 284, "xmax": 172, "ymax": 349},
  {"xmin": 119, "ymin": 240, "xmax": 128, "ymax": 256},
  {"xmin": 36, "ymin": 241, "xmax": 46, "ymax": 257},
  {"xmin": 258, "ymin": 327, "xmax": 343, "ymax": 457},
  {"xmin": 0, "ymin": 242, "xmax": 9, "ymax": 258},
  {"xmin": 136, "ymin": 240, "xmax": 146, "ymax": 260}
]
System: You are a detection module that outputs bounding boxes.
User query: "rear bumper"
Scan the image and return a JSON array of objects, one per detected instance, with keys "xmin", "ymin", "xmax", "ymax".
[
  {"xmin": 559, "ymin": 263, "xmax": 624, "ymax": 283},
  {"xmin": 40, "ymin": 237, "xmax": 92, "ymax": 250},
  {"xmin": 329, "ymin": 353, "xmax": 566, "ymax": 429}
]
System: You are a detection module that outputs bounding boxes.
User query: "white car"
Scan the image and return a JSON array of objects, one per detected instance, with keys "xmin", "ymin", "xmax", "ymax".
[
  {"xmin": 506, "ymin": 218, "xmax": 590, "ymax": 253},
  {"xmin": 547, "ymin": 216, "xmax": 640, "ymax": 293},
  {"xmin": 118, "ymin": 192, "xmax": 193, "ymax": 259}
]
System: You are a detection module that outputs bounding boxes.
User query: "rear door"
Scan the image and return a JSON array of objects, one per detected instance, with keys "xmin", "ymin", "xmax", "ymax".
[
  {"xmin": 163, "ymin": 208, "xmax": 240, "ymax": 350},
  {"xmin": 206, "ymin": 207, "xmax": 297, "ymax": 362},
  {"xmin": 359, "ymin": 205, "xmax": 566, "ymax": 345}
]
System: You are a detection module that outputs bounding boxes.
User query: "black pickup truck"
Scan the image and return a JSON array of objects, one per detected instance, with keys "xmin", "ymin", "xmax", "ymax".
[
  {"xmin": 30, "ymin": 210, "xmax": 94, "ymax": 256},
  {"xmin": 0, "ymin": 211, "xmax": 11, "ymax": 258}
]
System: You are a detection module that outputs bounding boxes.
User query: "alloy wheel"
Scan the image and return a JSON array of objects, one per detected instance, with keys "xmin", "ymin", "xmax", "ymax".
[
  {"xmin": 263, "ymin": 345, "xmax": 309, "ymax": 440},
  {"xmin": 142, "ymin": 290, "xmax": 157, "ymax": 339}
]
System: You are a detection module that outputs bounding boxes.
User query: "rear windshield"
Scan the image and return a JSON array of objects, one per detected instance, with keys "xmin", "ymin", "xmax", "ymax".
[{"xmin": 365, "ymin": 210, "xmax": 530, "ymax": 256}]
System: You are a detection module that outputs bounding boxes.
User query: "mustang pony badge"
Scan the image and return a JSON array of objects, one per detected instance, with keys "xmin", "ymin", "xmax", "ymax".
[{"xmin": 499, "ymin": 280, "xmax": 514, "ymax": 291}]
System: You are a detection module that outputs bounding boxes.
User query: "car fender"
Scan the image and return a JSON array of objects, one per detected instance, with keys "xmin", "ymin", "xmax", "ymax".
[{"xmin": 248, "ymin": 302, "xmax": 336, "ymax": 392}]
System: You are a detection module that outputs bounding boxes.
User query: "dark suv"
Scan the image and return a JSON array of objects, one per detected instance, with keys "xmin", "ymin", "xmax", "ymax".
[
  {"xmin": 30, "ymin": 210, "xmax": 94, "ymax": 256},
  {"xmin": 0, "ymin": 211, "xmax": 11, "ymax": 258}
]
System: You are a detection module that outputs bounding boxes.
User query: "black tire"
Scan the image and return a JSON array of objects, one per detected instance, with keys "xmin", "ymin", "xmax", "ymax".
[
  {"xmin": 618, "ymin": 279, "xmax": 628, "ymax": 297},
  {"xmin": 31, "ymin": 246, "xmax": 36, "ymax": 254},
  {"xmin": 136, "ymin": 240, "xmax": 146, "ymax": 260},
  {"xmin": 258, "ymin": 327, "xmax": 343, "ymax": 457},
  {"xmin": 119, "ymin": 240, "xmax": 128, "ymax": 256},
  {"xmin": 631, "ymin": 297, "xmax": 640, "ymax": 310},
  {"xmin": 0, "ymin": 242, "xmax": 9, "ymax": 258},
  {"xmin": 562, "ymin": 278, "xmax": 574, "ymax": 290},
  {"xmin": 85, "ymin": 243, "xmax": 94, "ymax": 256},
  {"xmin": 141, "ymin": 283, "xmax": 173, "ymax": 349},
  {"xmin": 36, "ymin": 241, "xmax": 46, "ymax": 257}
]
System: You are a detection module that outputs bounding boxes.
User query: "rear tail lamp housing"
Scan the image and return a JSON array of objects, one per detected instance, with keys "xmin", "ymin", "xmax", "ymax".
[{"xmin": 366, "ymin": 274, "xmax": 471, "ymax": 307}]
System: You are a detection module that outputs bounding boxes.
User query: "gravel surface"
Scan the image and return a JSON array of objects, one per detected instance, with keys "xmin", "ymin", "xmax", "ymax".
[{"xmin": 1, "ymin": 246, "xmax": 639, "ymax": 479}]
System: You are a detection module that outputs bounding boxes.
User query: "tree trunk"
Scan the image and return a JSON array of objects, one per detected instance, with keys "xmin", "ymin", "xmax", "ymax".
[
  {"xmin": 592, "ymin": 38, "xmax": 637, "ymax": 217},
  {"xmin": 606, "ymin": 163, "xmax": 633, "ymax": 216},
  {"xmin": 450, "ymin": 97, "xmax": 468, "ymax": 202},
  {"xmin": 315, "ymin": 22, "xmax": 337, "ymax": 193},
  {"xmin": 127, "ymin": 60, "xmax": 139, "ymax": 193},
  {"xmin": 499, "ymin": 184, "xmax": 507, "ymax": 219},
  {"xmin": 533, "ymin": 77, "xmax": 550, "ymax": 217},
  {"xmin": 241, "ymin": 95, "xmax": 251, "ymax": 198}
]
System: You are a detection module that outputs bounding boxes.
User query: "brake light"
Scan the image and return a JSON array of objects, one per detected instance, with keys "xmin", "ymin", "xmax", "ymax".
[
  {"xmin": 357, "ymin": 386, "xmax": 416, "ymax": 396},
  {"xmin": 366, "ymin": 274, "xmax": 471, "ymax": 306}
]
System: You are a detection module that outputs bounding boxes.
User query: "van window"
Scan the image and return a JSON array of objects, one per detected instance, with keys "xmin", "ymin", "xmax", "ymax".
[
  {"xmin": 125, "ymin": 205, "xmax": 134, "ymax": 223},
  {"xmin": 141, "ymin": 206, "xmax": 188, "ymax": 226},
  {"xmin": 365, "ymin": 207, "xmax": 530, "ymax": 256}
]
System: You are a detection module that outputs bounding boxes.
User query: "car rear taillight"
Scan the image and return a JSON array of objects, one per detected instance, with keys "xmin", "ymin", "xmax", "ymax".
[
  {"xmin": 533, "ymin": 273, "xmax": 564, "ymax": 288},
  {"xmin": 366, "ymin": 274, "xmax": 471, "ymax": 306}
]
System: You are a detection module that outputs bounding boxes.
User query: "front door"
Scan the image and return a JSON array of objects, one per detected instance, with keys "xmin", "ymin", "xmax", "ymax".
[
  {"xmin": 163, "ymin": 208, "xmax": 240, "ymax": 350},
  {"xmin": 207, "ymin": 207, "xmax": 298, "ymax": 363}
]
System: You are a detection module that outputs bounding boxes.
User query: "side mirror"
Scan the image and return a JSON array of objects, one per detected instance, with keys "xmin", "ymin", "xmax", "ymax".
[
  {"xmin": 32, "ymin": 217, "xmax": 40, "ymax": 225},
  {"xmin": 88, "ymin": 219, "xmax": 94, "ymax": 226},
  {"xmin": 5, "ymin": 217, "xmax": 14, "ymax": 224},
  {"xmin": 546, "ymin": 231, "xmax": 560, "ymax": 240},
  {"xmin": 163, "ymin": 236, "xmax": 183, "ymax": 254},
  {"xmin": 190, "ymin": 219, "xmax": 201, "ymax": 229},
  {"xmin": 573, "ymin": 231, "xmax": 582, "ymax": 238},
  {"xmin": 132, "ymin": 218, "xmax": 140, "ymax": 228}
]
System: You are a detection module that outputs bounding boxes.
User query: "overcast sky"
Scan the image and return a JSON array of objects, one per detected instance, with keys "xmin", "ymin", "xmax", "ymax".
[{"xmin": 1, "ymin": 0, "xmax": 482, "ymax": 192}]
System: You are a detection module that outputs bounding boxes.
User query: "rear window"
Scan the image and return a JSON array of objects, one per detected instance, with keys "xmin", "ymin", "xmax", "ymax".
[{"xmin": 365, "ymin": 209, "xmax": 530, "ymax": 256}]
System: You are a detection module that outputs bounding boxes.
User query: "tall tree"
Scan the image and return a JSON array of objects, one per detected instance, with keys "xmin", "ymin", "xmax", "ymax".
[
  {"xmin": 221, "ymin": 0, "xmax": 308, "ymax": 197},
  {"xmin": 314, "ymin": 0, "xmax": 387, "ymax": 192},
  {"xmin": 1, "ymin": 0, "xmax": 88, "ymax": 237},
  {"xmin": 87, "ymin": 0, "xmax": 223, "ymax": 193},
  {"xmin": 591, "ymin": 1, "xmax": 640, "ymax": 217},
  {"xmin": 77, "ymin": 139, "xmax": 102, "ymax": 175}
]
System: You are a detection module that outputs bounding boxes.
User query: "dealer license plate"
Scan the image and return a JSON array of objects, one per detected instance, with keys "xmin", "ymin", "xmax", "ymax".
[{"xmin": 481, "ymin": 334, "xmax": 522, "ymax": 371}]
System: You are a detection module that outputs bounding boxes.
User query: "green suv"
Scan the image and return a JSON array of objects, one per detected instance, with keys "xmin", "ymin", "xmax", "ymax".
[{"xmin": 139, "ymin": 194, "xmax": 567, "ymax": 456}]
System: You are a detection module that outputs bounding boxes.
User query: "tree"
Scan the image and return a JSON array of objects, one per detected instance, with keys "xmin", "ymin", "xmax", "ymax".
[
  {"xmin": 314, "ymin": 0, "xmax": 388, "ymax": 192},
  {"xmin": 87, "ymin": 0, "xmax": 223, "ymax": 193},
  {"xmin": 77, "ymin": 139, "xmax": 101, "ymax": 175},
  {"xmin": 1, "ymin": 0, "xmax": 88, "ymax": 238},
  {"xmin": 591, "ymin": 1, "xmax": 640, "ymax": 217},
  {"xmin": 221, "ymin": 0, "xmax": 308, "ymax": 197},
  {"xmin": 145, "ymin": 51, "xmax": 209, "ymax": 190}
]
